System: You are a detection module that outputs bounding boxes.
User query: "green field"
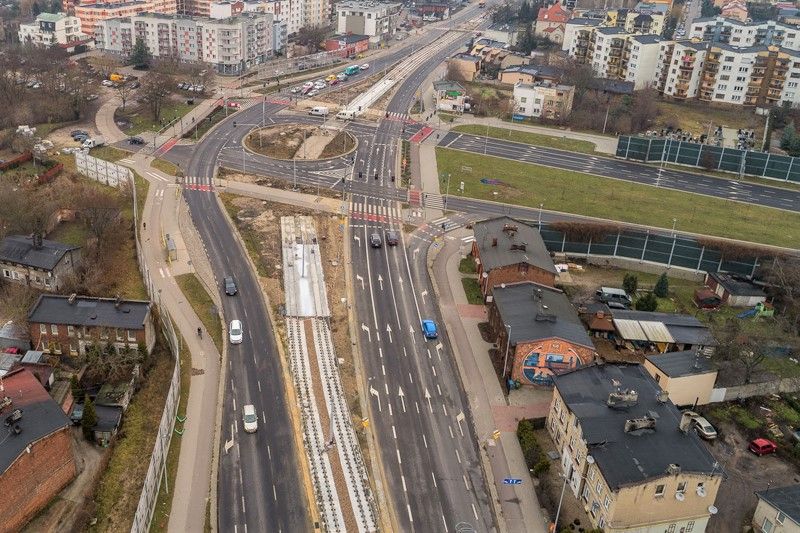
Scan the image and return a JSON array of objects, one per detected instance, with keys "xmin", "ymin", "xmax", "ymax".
[
  {"xmin": 175, "ymin": 273, "xmax": 222, "ymax": 353},
  {"xmin": 121, "ymin": 100, "xmax": 195, "ymax": 136},
  {"xmin": 436, "ymin": 148, "xmax": 800, "ymax": 249},
  {"xmin": 451, "ymin": 124, "xmax": 598, "ymax": 155}
]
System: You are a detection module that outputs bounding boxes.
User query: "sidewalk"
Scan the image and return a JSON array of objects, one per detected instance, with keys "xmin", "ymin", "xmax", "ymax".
[
  {"xmin": 429, "ymin": 234, "xmax": 550, "ymax": 533},
  {"xmin": 121, "ymin": 152, "xmax": 222, "ymax": 533}
]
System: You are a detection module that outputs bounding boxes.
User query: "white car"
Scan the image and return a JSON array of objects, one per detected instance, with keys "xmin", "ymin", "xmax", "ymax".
[
  {"xmin": 101, "ymin": 79, "xmax": 114, "ymax": 87},
  {"xmin": 313, "ymin": 81, "xmax": 326, "ymax": 89},
  {"xmin": 229, "ymin": 319, "xmax": 243, "ymax": 344},
  {"xmin": 290, "ymin": 86, "xmax": 301, "ymax": 94},
  {"xmin": 360, "ymin": 63, "xmax": 370, "ymax": 70},
  {"xmin": 242, "ymin": 404, "xmax": 258, "ymax": 433},
  {"xmin": 308, "ymin": 89, "xmax": 319, "ymax": 97},
  {"xmin": 336, "ymin": 74, "xmax": 347, "ymax": 81}
]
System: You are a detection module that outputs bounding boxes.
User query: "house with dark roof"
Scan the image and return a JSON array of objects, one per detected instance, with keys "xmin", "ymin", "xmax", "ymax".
[
  {"xmin": 548, "ymin": 363, "xmax": 722, "ymax": 533},
  {"xmin": 471, "ymin": 216, "xmax": 557, "ymax": 297},
  {"xmin": 28, "ymin": 294, "xmax": 155, "ymax": 357},
  {"xmin": 611, "ymin": 310, "xmax": 716, "ymax": 354},
  {"xmin": 753, "ymin": 484, "xmax": 800, "ymax": 533},
  {"xmin": 490, "ymin": 282, "xmax": 595, "ymax": 386},
  {"xmin": 0, "ymin": 234, "xmax": 81, "ymax": 291},
  {"xmin": 499, "ymin": 63, "xmax": 563, "ymax": 85},
  {"xmin": 0, "ymin": 368, "xmax": 77, "ymax": 532},
  {"xmin": 644, "ymin": 350, "xmax": 718, "ymax": 406},
  {"xmin": 704, "ymin": 272, "xmax": 766, "ymax": 307}
]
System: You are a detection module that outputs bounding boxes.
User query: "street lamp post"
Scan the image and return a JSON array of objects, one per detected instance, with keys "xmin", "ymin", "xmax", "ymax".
[
  {"xmin": 672, "ymin": 217, "xmax": 677, "ymax": 236},
  {"xmin": 501, "ymin": 324, "xmax": 512, "ymax": 390},
  {"xmin": 538, "ymin": 203, "xmax": 544, "ymax": 229}
]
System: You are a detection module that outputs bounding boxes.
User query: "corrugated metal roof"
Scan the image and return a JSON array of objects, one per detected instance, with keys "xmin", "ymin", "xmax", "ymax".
[
  {"xmin": 639, "ymin": 321, "xmax": 674, "ymax": 343},
  {"xmin": 613, "ymin": 319, "xmax": 647, "ymax": 340}
]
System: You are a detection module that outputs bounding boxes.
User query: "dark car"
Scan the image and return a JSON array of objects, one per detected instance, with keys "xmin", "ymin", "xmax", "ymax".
[
  {"xmin": 128, "ymin": 136, "xmax": 145, "ymax": 145},
  {"xmin": 224, "ymin": 276, "xmax": 238, "ymax": 296},
  {"xmin": 73, "ymin": 134, "xmax": 89, "ymax": 143},
  {"xmin": 71, "ymin": 129, "xmax": 88, "ymax": 139},
  {"xmin": 369, "ymin": 233, "xmax": 382, "ymax": 248},
  {"xmin": 69, "ymin": 403, "xmax": 84, "ymax": 425},
  {"xmin": 386, "ymin": 230, "xmax": 399, "ymax": 246}
]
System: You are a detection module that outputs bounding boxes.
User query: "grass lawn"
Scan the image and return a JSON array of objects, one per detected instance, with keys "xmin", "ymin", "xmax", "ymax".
[
  {"xmin": 762, "ymin": 356, "xmax": 800, "ymax": 379},
  {"xmin": 461, "ymin": 277, "xmax": 484, "ymax": 305},
  {"xmin": 149, "ymin": 330, "xmax": 191, "ymax": 533},
  {"xmin": 452, "ymin": 124, "xmax": 598, "ymax": 155},
  {"xmin": 46, "ymin": 220, "xmax": 88, "ymax": 247},
  {"xmin": 151, "ymin": 158, "xmax": 180, "ymax": 176},
  {"xmin": 90, "ymin": 145, "xmax": 130, "ymax": 162},
  {"xmin": 459, "ymin": 256, "xmax": 477, "ymax": 274},
  {"xmin": 175, "ymin": 273, "xmax": 222, "ymax": 353},
  {"xmin": 438, "ymin": 113, "xmax": 458, "ymax": 123},
  {"xmin": 122, "ymin": 100, "xmax": 196, "ymax": 136},
  {"xmin": 90, "ymin": 342, "xmax": 175, "ymax": 532},
  {"xmin": 708, "ymin": 403, "xmax": 763, "ymax": 430},
  {"xmin": 436, "ymin": 148, "xmax": 800, "ymax": 248},
  {"xmin": 655, "ymin": 100, "xmax": 764, "ymax": 140}
]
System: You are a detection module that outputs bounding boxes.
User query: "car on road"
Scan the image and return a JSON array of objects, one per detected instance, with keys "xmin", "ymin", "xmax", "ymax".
[
  {"xmin": 329, "ymin": 78, "xmax": 340, "ymax": 86},
  {"xmin": 101, "ymin": 79, "xmax": 114, "ymax": 87},
  {"xmin": 224, "ymin": 276, "xmax": 238, "ymax": 296},
  {"xmin": 71, "ymin": 129, "xmax": 89, "ymax": 139},
  {"xmin": 360, "ymin": 63, "xmax": 370, "ymax": 70},
  {"xmin": 308, "ymin": 89, "xmax": 319, "ymax": 97},
  {"xmin": 69, "ymin": 403, "xmax": 84, "ymax": 425},
  {"xmin": 691, "ymin": 415, "xmax": 717, "ymax": 440},
  {"xmin": 337, "ymin": 74, "xmax": 347, "ymax": 81},
  {"xmin": 229, "ymin": 319, "xmax": 243, "ymax": 344},
  {"xmin": 369, "ymin": 233, "xmax": 382, "ymax": 248},
  {"xmin": 386, "ymin": 230, "xmax": 399, "ymax": 246},
  {"xmin": 749, "ymin": 438, "xmax": 778, "ymax": 456},
  {"xmin": 326, "ymin": 74, "xmax": 338, "ymax": 82},
  {"xmin": 290, "ymin": 86, "xmax": 301, "ymax": 93},
  {"xmin": 128, "ymin": 136, "xmax": 145, "ymax": 145},
  {"xmin": 243, "ymin": 404, "xmax": 258, "ymax": 433},
  {"xmin": 422, "ymin": 319, "xmax": 438, "ymax": 339}
]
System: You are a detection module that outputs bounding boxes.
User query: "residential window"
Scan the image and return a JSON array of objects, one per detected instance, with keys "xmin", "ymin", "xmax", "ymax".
[
  {"xmin": 777, "ymin": 512, "xmax": 787, "ymax": 525},
  {"xmin": 2, "ymin": 269, "xmax": 10, "ymax": 278},
  {"xmin": 590, "ymin": 501, "xmax": 600, "ymax": 518},
  {"xmin": 127, "ymin": 329, "xmax": 136, "ymax": 342},
  {"xmin": 655, "ymin": 373, "xmax": 661, "ymax": 383},
  {"xmin": 116, "ymin": 328, "xmax": 123, "ymax": 341},
  {"xmin": 100, "ymin": 328, "xmax": 109, "ymax": 340},
  {"xmin": 51, "ymin": 324, "xmax": 58, "ymax": 335},
  {"xmin": 788, "ymin": 82, "xmax": 798, "ymax": 88},
  {"xmin": 68, "ymin": 325, "xmax": 74, "ymax": 337},
  {"xmin": 667, "ymin": 524, "xmax": 676, "ymax": 533},
  {"xmin": 70, "ymin": 343, "xmax": 78, "ymax": 356},
  {"xmin": 686, "ymin": 521, "xmax": 695, "ymax": 532},
  {"xmin": 603, "ymin": 495, "xmax": 610, "ymax": 509},
  {"xmin": 589, "ymin": 468, "xmax": 595, "ymax": 481},
  {"xmin": 762, "ymin": 517, "xmax": 774, "ymax": 533},
  {"xmin": 722, "ymin": 65, "xmax": 732, "ymax": 71},
  {"xmin": 40, "ymin": 324, "xmax": 47, "ymax": 335},
  {"xmin": 720, "ymin": 75, "xmax": 730, "ymax": 80},
  {"xmin": 598, "ymin": 516, "xmax": 606, "ymax": 528},
  {"xmin": 595, "ymin": 481, "xmax": 602, "ymax": 495},
  {"xmin": 655, "ymin": 484, "xmax": 665, "ymax": 497},
  {"xmin": 581, "ymin": 486, "xmax": 590, "ymax": 502},
  {"xmin": 520, "ymin": 97, "xmax": 527, "ymax": 103},
  {"xmin": 676, "ymin": 481, "xmax": 687, "ymax": 494}
]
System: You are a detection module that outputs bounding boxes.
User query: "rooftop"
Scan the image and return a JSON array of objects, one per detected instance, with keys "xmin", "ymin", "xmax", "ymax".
[
  {"xmin": 630, "ymin": 33, "xmax": 661, "ymax": 44},
  {"xmin": 452, "ymin": 52, "xmax": 481, "ymax": 62},
  {"xmin": 0, "ymin": 368, "xmax": 71, "ymax": 475},
  {"xmin": 595, "ymin": 26, "xmax": 628, "ymax": 35},
  {"xmin": 473, "ymin": 216, "xmax": 556, "ymax": 274},
  {"xmin": 329, "ymin": 33, "xmax": 369, "ymax": 43},
  {"xmin": 336, "ymin": 0, "xmax": 401, "ymax": 11},
  {"xmin": 612, "ymin": 310, "xmax": 716, "ymax": 346},
  {"xmin": 493, "ymin": 282, "xmax": 594, "ymax": 348},
  {"xmin": 515, "ymin": 81, "xmax": 574, "ymax": 92},
  {"xmin": 707, "ymin": 272, "xmax": 766, "ymax": 297},
  {"xmin": 553, "ymin": 363, "xmax": 721, "ymax": 489},
  {"xmin": 645, "ymin": 350, "xmax": 716, "ymax": 378},
  {"xmin": 433, "ymin": 80, "xmax": 465, "ymax": 92},
  {"xmin": 566, "ymin": 17, "xmax": 602, "ymax": 26},
  {"xmin": 94, "ymin": 404, "xmax": 123, "ymax": 432},
  {"xmin": 473, "ymin": 37, "xmax": 508, "ymax": 49},
  {"xmin": 755, "ymin": 484, "xmax": 800, "ymax": 526},
  {"xmin": 28, "ymin": 294, "xmax": 151, "ymax": 330},
  {"xmin": 537, "ymin": 3, "xmax": 570, "ymax": 23},
  {"xmin": 588, "ymin": 77, "xmax": 634, "ymax": 94},
  {"xmin": 37, "ymin": 12, "xmax": 67, "ymax": 22},
  {"xmin": 503, "ymin": 63, "xmax": 562, "ymax": 79},
  {"xmin": 0, "ymin": 235, "xmax": 80, "ymax": 271}
]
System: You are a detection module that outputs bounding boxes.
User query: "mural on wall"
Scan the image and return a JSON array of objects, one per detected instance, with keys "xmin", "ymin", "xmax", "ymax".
[{"xmin": 520, "ymin": 341, "xmax": 581, "ymax": 385}]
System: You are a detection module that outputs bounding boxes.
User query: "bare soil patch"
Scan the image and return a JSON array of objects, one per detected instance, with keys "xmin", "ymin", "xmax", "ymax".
[{"xmin": 246, "ymin": 124, "xmax": 317, "ymax": 159}]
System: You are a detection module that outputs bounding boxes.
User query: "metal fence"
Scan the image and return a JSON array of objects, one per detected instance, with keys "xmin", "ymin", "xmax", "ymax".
[
  {"xmin": 75, "ymin": 151, "xmax": 134, "ymax": 188},
  {"xmin": 127, "ymin": 173, "xmax": 183, "ymax": 533},
  {"xmin": 616, "ymin": 135, "xmax": 800, "ymax": 183},
  {"xmin": 536, "ymin": 224, "xmax": 764, "ymax": 277}
]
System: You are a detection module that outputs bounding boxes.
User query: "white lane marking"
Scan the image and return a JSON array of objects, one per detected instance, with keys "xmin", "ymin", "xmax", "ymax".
[
  {"xmin": 382, "ymin": 364, "xmax": 386, "ymax": 376},
  {"xmin": 233, "ymin": 397, "xmax": 236, "ymax": 411},
  {"xmin": 392, "ymin": 425, "xmax": 397, "ymax": 439},
  {"xmin": 422, "ymin": 434, "xmax": 428, "ymax": 449},
  {"xmin": 431, "ymin": 472, "xmax": 438, "ymax": 488},
  {"xmin": 449, "ymin": 425, "xmax": 454, "ymax": 439},
  {"xmin": 159, "ymin": 267, "xmax": 165, "ymax": 278},
  {"xmin": 402, "ymin": 475, "xmax": 407, "ymax": 492},
  {"xmin": 463, "ymin": 474, "xmax": 469, "ymax": 490},
  {"xmin": 472, "ymin": 503, "xmax": 479, "ymax": 521},
  {"xmin": 396, "ymin": 448, "xmax": 402, "ymax": 465},
  {"xmin": 442, "ymin": 403, "xmax": 448, "ymax": 416},
  {"xmin": 455, "ymin": 449, "xmax": 462, "ymax": 464},
  {"xmin": 431, "ymin": 365, "xmax": 437, "ymax": 377},
  {"xmin": 273, "ymin": 484, "xmax": 277, "ymax": 501},
  {"xmin": 241, "ymin": 495, "xmax": 246, "ymax": 513},
  {"xmin": 267, "ymin": 445, "xmax": 272, "ymax": 461},
  {"xmin": 407, "ymin": 504, "xmax": 414, "ymax": 523},
  {"xmin": 262, "ymin": 412, "xmax": 266, "ymax": 424},
  {"xmin": 258, "ymin": 380, "xmax": 262, "ymax": 392}
]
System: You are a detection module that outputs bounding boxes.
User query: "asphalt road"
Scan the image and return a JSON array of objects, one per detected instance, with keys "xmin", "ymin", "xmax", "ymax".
[{"xmin": 183, "ymin": 101, "xmax": 311, "ymax": 532}]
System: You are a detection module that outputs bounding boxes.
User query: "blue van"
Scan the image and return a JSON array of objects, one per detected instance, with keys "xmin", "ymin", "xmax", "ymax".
[{"xmin": 422, "ymin": 319, "xmax": 438, "ymax": 339}]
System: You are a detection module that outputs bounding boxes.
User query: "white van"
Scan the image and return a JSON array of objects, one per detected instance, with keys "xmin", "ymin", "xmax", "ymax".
[
  {"xmin": 596, "ymin": 287, "xmax": 632, "ymax": 306},
  {"xmin": 309, "ymin": 106, "xmax": 329, "ymax": 117},
  {"xmin": 336, "ymin": 110, "xmax": 356, "ymax": 120}
]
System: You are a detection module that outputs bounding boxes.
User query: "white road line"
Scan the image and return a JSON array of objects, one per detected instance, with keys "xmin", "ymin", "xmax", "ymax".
[
  {"xmin": 392, "ymin": 425, "xmax": 397, "ymax": 439},
  {"xmin": 241, "ymin": 496, "xmax": 246, "ymax": 513},
  {"xmin": 431, "ymin": 472, "xmax": 438, "ymax": 488},
  {"xmin": 437, "ymin": 384, "xmax": 442, "ymax": 396},
  {"xmin": 441, "ymin": 514, "xmax": 448, "ymax": 532},
  {"xmin": 396, "ymin": 448, "xmax": 402, "ymax": 465},
  {"xmin": 422, "ymin": 434, "xmax": 428, "ymax": 449},
  {"xmin": 415, "ymin": 401, "xmax": 420, "ymax": 414},
  {"xmin": 273, "ymin": 484, "xmax": 278, "ymax": 501},
  {"xmin": 262, "ymin": 412, "xmax": 266, "ymax": 424},
  {"xmin": 407, "ymin": 504, "xmax": 414, "ymax": 523},
  {"xmin": 233, "ymin": 397, "xmax": 236, "ymax": 411},
  {"xmin": 463, "ymin": 474, "xmax": 469, "ymax": 490},
  {"xmin": 402, "ymin": 475, "xmax": 407, "ymax": 492},
  {"xmin": 472, "ymin": 503, "xmax": 479, "ymax": 521},
  {"xmin": 408, "ymin": 372, "xmax": 413, "ymax": 383},
  {"xmin": 442, "ymin": 404, "xmax": 448, "ymax": 416},
  {"xmin": 267, "ymin": 445, "xmax": 272, "ymax": 461},
  {"xmin": 431, "ymin": 365, "xmax": 437, "ymax": 377},
  {"xmin": 449, "ymin": 425, "xmax": 454, "ymax": 439},
  {"xmin": 258, "ymin": 380, "xmax": 262, "ymax": 392},
  {"xmin": 455, "ymin": 449, "xmax": 462, "ymax": 464},
  {"xmin": 382, "ymin": 364, "xmax": 386, "ymax": 376}
]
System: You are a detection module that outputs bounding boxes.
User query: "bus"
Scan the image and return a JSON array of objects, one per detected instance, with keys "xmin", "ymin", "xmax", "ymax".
[{"xmin": 344, "ymin": 65, "xmax": 360, "ymax": 76}]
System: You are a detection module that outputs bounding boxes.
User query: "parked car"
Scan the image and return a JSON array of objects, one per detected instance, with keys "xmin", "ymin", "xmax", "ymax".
[
  {"xmin": 307, "ymin": 90, "xmax": 319, "ymax": 97},
  {"xmin": 73, "ymin": 134, "xmax": 89, "ymax": 143},
  {"xmin": 692, "ymin": 416, "xmax": 717, "ymax": 440},
  {"xmin": 69, "ymin": 403, "xmax": 84, "ymax": 424},
  {"xmin": 101, "ymin": 79, "xmax": 114, "ymax": 87},
  {"xmin": 85, "ymin": 94, "xmax": 98, "ymax": 101},
  {"xmin": 71, "ymin": 129, "xmax": 89, "ymax": 139},
  {"xmin": 337, "ymin": 74, "xmax": 347, "ymax": 81},
  {"xmin": 128, "ymin": 136, "xmax": 145, "ymax": 145},
  {"xmin": 422, "ymin": 319, "xmax": 438, "ymax": 339},
  {"xmin": 329, "ymin": 78, "xmax": 340, "ymax": 86},
  {"xmin": 224, "ymin": 276, "xmax": 238, "ymax": 296},
  {"xmin": 290, "ymin": 86, "xmax": 301, "ymax": 94},
  {"xmin": 360, "ymin": 63, "xmax": 370, "ymax": 70},
  {"xmin": 749, "ymin": 438, "xmax": 778, "ymax": 456},
  {"xmin": 178, "ymin": 82, "xmax": 187, "ymax": 89},
  {"xmin": 242, "ymin": 404, "xmax": 258, "ymax": 433},
  {"xmin": 369, "ymin": 233, "xmax": 382, "ymax": 248},
  {"xmin": 386, "ymin": 230, "xmax": 399, "ymax": 246},
  {"xmin": 229, "ymin": 319, "xmax": 243, "ymax": 344}
]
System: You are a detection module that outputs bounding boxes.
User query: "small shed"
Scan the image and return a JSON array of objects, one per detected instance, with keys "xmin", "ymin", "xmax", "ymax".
[
  {"xmin": 93, "ymin": 405, "xmax": 123, "ymax": 447},
  {"xmin": 693, "ymin": 288, "xmax": 722, "ymax": 310},
  {"xmin": 643, "ymin": 350, "xmax": 717, "ymax": 407},
  {"xmin": 704, "ymin": 272, "xmax": 766, "ymax": 307}
]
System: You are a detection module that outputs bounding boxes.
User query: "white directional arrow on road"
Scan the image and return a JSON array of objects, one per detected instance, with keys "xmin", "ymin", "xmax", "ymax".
[
  {"xmin": 356, "ymin": 274, "xmax": 364, "ymax": 290},
  {"xmin": 370, "ymin": 386, "xmax": 381, "ymax": 412},
  {"xmin": 378, "ymin": 274, "xmax": 384, "ymax": 290},
  {"xmin": 424, "ymin": 388, "xmax": 433, "ymax": 413},
  {"xmin": 354, "ymin": 235, "xmax": 361, "ymax": 247},
  {"xmin": 421, "ymin": 290, "xmax": 428, "ymax": 304},
  {"xmin": 398, "ymin": 386, "xmax": 406, "ymax": 413},
  {"xmin": 386, "ymin": 324, "xmax": 393, "ymax": 343},
  {"xmin": 398, "ymin": 276, "xmax": 404, "ymax": 291},
  {"xmin": 456, "ymin": 411, "xmax": 465, "ymax": 437},
  {"xmin": 361, "ymin": 323, "xmax": 371, "ymax": 341},
  {"xmin": 413, "ymin": 248, "xmax": 419, "ymax": 260}
]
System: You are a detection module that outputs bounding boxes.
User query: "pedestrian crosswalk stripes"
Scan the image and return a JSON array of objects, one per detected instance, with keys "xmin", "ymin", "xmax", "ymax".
[
  {"xmin": 424, "ymin": 193, "xmax": 445, "ymax": 209},
  {"xmin": 181, "ymin": 175, "xmax": 214, "ymax": 192},
  {"xmin": 384, "ymin": 112, "xmax": 413, "ymax": 123},
  {"xmin": 348, "ymin": 200, "xmax": 401, "ymax": 224}
]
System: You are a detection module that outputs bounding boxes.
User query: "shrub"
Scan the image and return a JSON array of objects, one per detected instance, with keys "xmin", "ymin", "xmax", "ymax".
[
  {"xmin": 654, "ymin": 272, "xmax": 669, "ymax": 297},
  {"xmin": 623, "ymin": 273, "xmax": 638, "ymax": 295},
  {"xmin": 635, "ymin": 292, "xmax": 659, "ymax": 311}
]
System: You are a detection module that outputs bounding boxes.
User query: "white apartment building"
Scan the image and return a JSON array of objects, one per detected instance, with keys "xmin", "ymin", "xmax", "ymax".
[
  {"xmin": 589, "ymin": 27, "xmax": 636, "ymax": 79},
  {"xmin": 303, "ymin": 0, "xmax": 328, "ymax": 29},
  {"xmin": 18, "ymin": 12, "xmax": 88, "ymax": 46},
  {"xmin": 208, "ymin": 0, "xmax": 302, "ymax": 34},
  {"xmin": 658, "ymin": 40, "xmax": 708, "ymax": 100},
  {"xmin": 689, "ymin": 16, "xmax": 800, "ymax": 51},
  {"xmin": 95, "ymin": 12, "xmax": 273, "ymax": 74},
  {"xmin": 562, "ymin": 17, "xmax": 601, "ymax": 53},
  {"xmin": 513, "ymin": 81, "xmax": 575, "ymax": 119},
  {"xmin": 335, "ymin": 0, "xmax": 400, "ymax": 43},
  {"xmin": 624, "ymin": 34, "xmax": 661, "ymax": 89}
]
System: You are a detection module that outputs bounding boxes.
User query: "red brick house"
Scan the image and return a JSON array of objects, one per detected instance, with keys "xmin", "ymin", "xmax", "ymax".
[
  {"xmin": 0, "ymin": 368, "xmax": 76, "ymax": 532},
  {"xmin": 489, "ymin": 282, "xmax": 596, "ymax": 386},
  {"xmin": 28, "ymin": 294, "xmax": 156, "ymax": 357},
  {"xmin": 324, "ymin": 34, "xmax": 369, "ymax": 56},
  {"xmin": 471, "ymin": 216, "xmax": 557, "ymax": 297}
]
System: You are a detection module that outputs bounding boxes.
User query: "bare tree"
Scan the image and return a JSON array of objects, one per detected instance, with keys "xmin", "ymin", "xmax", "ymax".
[
  {"xmin": 764, "ymin": 257, "xmax": 800, "ymax": 335},
  {"xmin": 114, "ymin": 81, "xmax": 135, "ymax": 111},
  {"xmin": 81, "ymin": 188, "xmax": 122, "ymax": 238},
  {"xmin": 139, "ymin": 71, "xmax": 172, "ymax": 123},
  {"xmin": 713, "ymin": 318, "xmax": 768, "ymax": 384},
  {"xmin": 92, "ymin": 55, "xmax": 122, "ymax": 79}
]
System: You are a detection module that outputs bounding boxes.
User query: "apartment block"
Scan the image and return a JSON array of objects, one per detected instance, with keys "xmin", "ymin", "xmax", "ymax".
[
  {"xmin": 96, "ymin": 12, "xmax": 272, "ymax": 74},
  {"xmin": 335, "ymin": 0, "xmax": 400, "ymax": 43},
  {"xmin": 658, "ymin": 40, "xmax": 708, "ymax": 99},
  {"xmin": 18, "ymin": 12, "xmax": 88, "ymax": 46},
  {"xmin": 547, "ymin": 363, "xmax": 722, "ymax": 533},
  {"xmin": 623, "ymin": 34, "xmax": 662, "ymax": 89},
  {"xmin": 689, "ymin": 16, "xmax": 800, "ymax": 51},
  {"xmin": 73, "ymin": 0, "xmax": 177, "ymax": 37},
  {"xmin": 605, "ymin": 8, "xmax": 665, "ymax": 35}
]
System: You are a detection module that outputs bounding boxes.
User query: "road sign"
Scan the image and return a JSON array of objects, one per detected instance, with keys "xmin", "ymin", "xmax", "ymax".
[
  {"xmin": 492, "ymin": 430, "xmax": 501, "ymax": 440},
  {"xmin": 503, "ymin": 478, "xmax": 523, "ymax": 485}
]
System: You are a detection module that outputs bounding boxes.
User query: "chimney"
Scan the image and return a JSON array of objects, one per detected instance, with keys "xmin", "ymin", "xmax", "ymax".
[
  {"xmin": 32, "ymin": 233, "xmax": 43, "ymax": 249},
  {"xmin": 607, "ymin": 388, "xmax": 639, "ymax": 408},
  {"xmin": 656, "ymin": 390, "xmax": 670, "ymax": 403},
  {"xmin": 595, "ymin": 311, "xmax": 605, "ymax": 319},
  {"xmin": 492, "ymin": 237, "xmax": 497, "ymax": 247},
  {"xmin": 665, "ymin": 464, "xmax": 682, "ymax": 476},
  {"xmin": 624, "ymin": 416, "xmax": 656, "ymax": 433},
  {"xmin": 68, "ymin": 293, "xmax": 77, "ymax": 305}
]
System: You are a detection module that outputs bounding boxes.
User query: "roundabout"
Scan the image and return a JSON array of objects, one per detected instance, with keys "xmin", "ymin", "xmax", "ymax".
[{"xmin": 244, "ymin": 123, "xmax": 357, "ymax": 161}]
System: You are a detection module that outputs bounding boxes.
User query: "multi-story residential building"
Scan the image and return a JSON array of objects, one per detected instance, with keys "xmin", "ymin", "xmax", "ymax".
[
  {"xmin": 18, "ymin": 12, "xmax": 88, "ymax": 46},
  {"xmin": 0, "ymin": 235, "xmax": 81, "ymax": 292},
  {"xmin": 535, "ymin": 3, "xmax": 570, "ymax": 45},
  {"xmin": 28, "ymin": 294, "xmax": 156, "ymax": 356},
  {"xmin": 623, "ymin": 34, "xmax": 661, "ymax": 88},
  {"xmin": 658, "ymin": 40, "xmax": 708, "ymax": 99},
  {"xmin": 335, "ymin": 0, "xmax": 400, "ymax": 43},
  {"xmin": 513, "ymin": 81, "xmax": 575, "ymax": 119},
  {"xmin": 547, "ymin": 363, "xmax": 722, "ymax": 533},
  {"xmin": 590, "ymin": 27, "xmax": 634, "ymax": 79},
  {"xmin": 96, "ymin": 12, "xmax": 273, "ymax": 73},
  {"xmin": 73, "ymin": 0, "xmax": 178, "ymax": 38},
  {"xmin": 689, "ymin": 16, "xmax": 800, "ymax": 51},
  {"xmin": 563, "ymin": 17, "xmax": 601, "ymax": 56},
  {"xmin": 605, "ymin": 8, "xmax": 665, "ymax": 35}
]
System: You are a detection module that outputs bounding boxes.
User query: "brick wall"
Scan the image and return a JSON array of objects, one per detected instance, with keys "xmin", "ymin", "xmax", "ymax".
[
  {"xmin": 0, "ymin": 427, "xmax": 77, "ymax": 532},
  {"xmin": 29, "ymin": 321, "xmax": 147, "ymax": 357},
  {"xmin": 480, "ymin": 263, "xmax": 556, "ymax": 296}
]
